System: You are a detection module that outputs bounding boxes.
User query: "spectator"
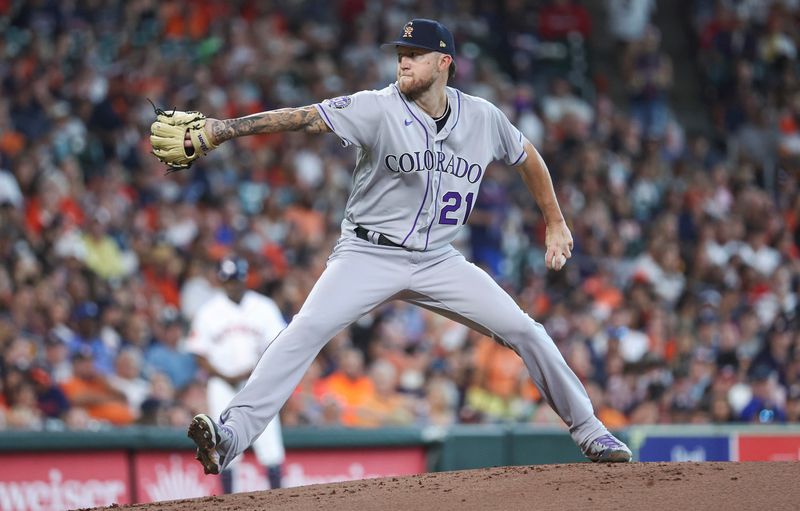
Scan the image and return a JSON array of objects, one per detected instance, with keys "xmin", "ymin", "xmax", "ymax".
[
  {"xmin": 108, "ymin": 348, "xmax": 150, "ymax": 418},
  {"xmin": 80, "ymin": 211, "xmax": 130, "ymax": 280},
  {"xmin": 40, "ymin": 334, "xmax": 72, "ymax": 384},
  {"xmin": 145, "ymin": 312, "xmax": 197, "ymax": 391},
  {"xmin": 66, "ymin": 302, "xmax": 116, "ymax": 376},
  {"xmin": 740, "ymin": 365, "xmax": 787, "ymax": 423},
  {"xmin": 5, "ymin": 380, "xmax": 43, "ymax": 430},
  {"xmin": 419, "ymin": 376, "xmax": 459, "ymax": 427},
  {"xmin": 622, "ymin": 25, "xmax": 673, "ymax": 138},
  {"xmin": 354, "ymin": 360, "xmax": 415, "ymax": 427},
  {"xmin": 318, "ymin": 348, "xmax": 374, "ymax": 426},
  {"xmin": 60, "ymin": 350, "xmax": 134, "ymax": 426},
  {"xmin": 29, "ymin": 366, "xmax": 70, "ymax": 420},
  {"xmin": 466, "ymin": 335, "xmax": 535, "ymax": 422},
  {"xmin": 468, "ymin": 168, "xmax": 510, "ymax": 278}
]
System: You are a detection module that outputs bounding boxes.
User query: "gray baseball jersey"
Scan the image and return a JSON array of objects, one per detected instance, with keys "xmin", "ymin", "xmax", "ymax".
[
  {"xmin": 314, "ymin": 84, "xmax": 527, "ymax": 250},
  {"xmin": 214, "ymin": 83, "xmax": 610, "ymax": 471}
]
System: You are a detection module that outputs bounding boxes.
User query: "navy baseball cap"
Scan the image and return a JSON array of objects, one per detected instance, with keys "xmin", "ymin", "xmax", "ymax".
[
  {"xmin": 382, "ymin": 19, "xmax": 455, "ymax": 57},
  {"xmin": 217, "ymin": 256, "xmax": 248, "ymax": 282}
]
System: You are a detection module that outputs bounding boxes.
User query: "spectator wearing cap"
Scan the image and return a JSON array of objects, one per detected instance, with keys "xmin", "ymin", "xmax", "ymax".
[
  {"xmin": 66, "ymin": 301, "xmax": 116, "ymax": 376},
  {"xmin": 29, "ymin": 366, "xmax": 70, "ymax": 420},
  {"xmin": 740, "ymin": 365, "xmax": 787, "ymax": 423},
  {"xmin": 40, "ymin": 334, "xmax": 73, "ymax": 384}
]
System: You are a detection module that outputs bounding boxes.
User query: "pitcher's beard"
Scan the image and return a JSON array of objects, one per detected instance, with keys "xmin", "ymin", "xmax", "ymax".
[{"xmin": 399, "ymin": 75, "xmax": 436, "ymax": 100}]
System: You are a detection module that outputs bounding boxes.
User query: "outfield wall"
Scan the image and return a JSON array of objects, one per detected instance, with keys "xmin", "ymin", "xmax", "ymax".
[{"xmin": 0, "ymin": 425, "xmax": 797, "ymax": 510}]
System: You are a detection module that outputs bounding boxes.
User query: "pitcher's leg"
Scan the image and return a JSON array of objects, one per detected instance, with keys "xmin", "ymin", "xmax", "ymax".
[
  {"xmin": 217, "ymin": 242, "xmax": 409, "ymax": 468},
  {"xmin": 409, "ymin": 251, "xmax": 605, "ymax": 449}
]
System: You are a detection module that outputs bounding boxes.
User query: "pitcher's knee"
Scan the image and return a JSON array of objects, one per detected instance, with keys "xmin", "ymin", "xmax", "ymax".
[
  {"xmin": 499, "ymin": 317, "xmax": 552, "ymax": 351},
  {"xmin": 285, "ymin": 313, "xmax": 340, "ymax": 348}
]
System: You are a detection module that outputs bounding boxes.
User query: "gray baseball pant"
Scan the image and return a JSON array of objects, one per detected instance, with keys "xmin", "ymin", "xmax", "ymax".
[{"xmin": 218, "ymin": 237, "xmax": 605, "ymax": 468}]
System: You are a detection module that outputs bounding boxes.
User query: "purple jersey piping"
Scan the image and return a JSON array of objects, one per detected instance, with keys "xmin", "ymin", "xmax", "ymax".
[
  {"xmin": 395, "ymin": 84, "xmax": 432, "ymax": 246},
  {"xmin": 424, "ymin": 140, "xmax": 446, "ymax": 250},
  {"xmin": 314, "ymin": 103, "xmax": 353, "ymax": 146},
  {"xmin": 510, "ymin": 131, "xmax": 526, "ymax": 165},
  {"xmin": 451, "ymin": 90, "xmax": 462, "ymax": 132}
]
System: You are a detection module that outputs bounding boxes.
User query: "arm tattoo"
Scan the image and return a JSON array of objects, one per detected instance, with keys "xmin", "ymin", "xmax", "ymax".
[{"xmin": 212, "ymin": 105, "xmax": 331, "ymax": 143}]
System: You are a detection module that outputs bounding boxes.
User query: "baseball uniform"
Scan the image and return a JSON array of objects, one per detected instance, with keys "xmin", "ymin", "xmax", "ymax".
[
  {"xmin": 215, "ymin": 82, "xmax": 610, "ymax": 468},
  {"xmin": 188, "ymin": 18, "xmax": 630, "ymax": 472},
  {"xmin": 187, "ymin": 289, "xmax": 286, "ymax": 470}
]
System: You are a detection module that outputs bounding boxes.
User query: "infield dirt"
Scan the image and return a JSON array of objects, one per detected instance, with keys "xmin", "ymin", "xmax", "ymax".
[{"xmin": 89, "ymin": 461, "xmax": 799, "ymax": 511}]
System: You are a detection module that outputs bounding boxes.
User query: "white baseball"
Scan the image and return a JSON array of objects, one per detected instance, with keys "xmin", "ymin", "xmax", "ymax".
[{"xmin": 551, "ymin": 254, "xmax": 567, "ymax": 270}]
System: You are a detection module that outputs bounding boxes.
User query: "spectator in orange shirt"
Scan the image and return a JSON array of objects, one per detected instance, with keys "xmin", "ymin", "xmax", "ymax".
[
  {"xmin": 465, "ymin": 335, "xmax": 537, "ymax": 421},
  {"xmin": 60, "ymin": 349, "xmax": 134, "ymax": 426},
  {"xmin": 318, "ymin": 347, "xmax": 373, "ymax": 426},
  {"xmin": 353, "ymin": 359, "xmax": 414, "ymax": 427},
  {"xmin": 472, "ymin": 335, "xmax": 528, "ymax": 398}
]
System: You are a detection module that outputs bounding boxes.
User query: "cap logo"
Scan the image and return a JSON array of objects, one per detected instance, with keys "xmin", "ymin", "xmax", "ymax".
[
  {"xmin": 403, "ymin": 22, "xmax": 413, "ymax": 38},
  {"xmin": 440, "ymin": 40, "xmax": 446, "ymax": 47}
]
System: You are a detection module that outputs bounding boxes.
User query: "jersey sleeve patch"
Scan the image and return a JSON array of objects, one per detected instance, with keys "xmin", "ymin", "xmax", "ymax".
[{"xmin": 326, "ymin": 96, "xmax": 352, "ymax": 109}]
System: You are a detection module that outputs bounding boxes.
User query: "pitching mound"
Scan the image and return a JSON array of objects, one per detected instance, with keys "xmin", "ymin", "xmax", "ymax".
[{"xmin": 102, "ymin": 462, "xmax": 798, "ymax": 511}]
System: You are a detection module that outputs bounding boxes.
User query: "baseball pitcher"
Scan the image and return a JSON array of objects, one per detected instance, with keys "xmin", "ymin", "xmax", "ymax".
[{"xmin": 150, "ymin": 18, "xmax": 632, "ymax": 476}]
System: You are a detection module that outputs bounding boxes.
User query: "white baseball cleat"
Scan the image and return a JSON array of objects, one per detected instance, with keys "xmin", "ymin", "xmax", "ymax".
[
  {"xmin": 187, "ymin": 414, "xmax": 230, "ymax": 475},
  {"xmin": 582, "ymin": 433, "xmax": 633, "ymax": 463}
]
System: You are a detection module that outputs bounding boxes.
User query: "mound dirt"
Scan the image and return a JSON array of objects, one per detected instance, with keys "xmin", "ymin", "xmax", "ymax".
[{"xmin": 99, "ymin": 462, "xmax": 799, "ymax": 511}]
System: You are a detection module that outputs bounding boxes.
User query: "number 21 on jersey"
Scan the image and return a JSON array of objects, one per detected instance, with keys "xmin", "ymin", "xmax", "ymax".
[{"xmin": 439, "ymin": 191, "xmax": 475, "ymax": 225}]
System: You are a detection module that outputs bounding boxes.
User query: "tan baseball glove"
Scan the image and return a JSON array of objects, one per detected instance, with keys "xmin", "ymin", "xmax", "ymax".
[{"xmin": 149, "ymin": 102, "xmax": 218, "ymax": 172}]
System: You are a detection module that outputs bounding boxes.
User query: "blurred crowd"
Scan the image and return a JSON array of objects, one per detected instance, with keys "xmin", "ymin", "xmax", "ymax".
[{"xmin": 0, "ymin": 0, "xmax": 799, "ymax": 434}]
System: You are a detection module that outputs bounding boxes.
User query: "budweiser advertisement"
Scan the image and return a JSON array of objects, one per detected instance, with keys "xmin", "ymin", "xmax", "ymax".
[
  {"xmin": 0, "ymin": 451, "xmax": 129, "ymax": 511},
  {"xmin": 0, "ymin": 446, "xmax": 426, "ymax": 508},
  {"xmin": 280, "ymin": 448, "xmax": 426, "ymax": 488},
  {"xmin": 134, "ymin": 447, "xmax": 427, "ymax": 500},
  {"xmin": 134, "ymin": 451, "xmax": 223, "ymax": 502}
]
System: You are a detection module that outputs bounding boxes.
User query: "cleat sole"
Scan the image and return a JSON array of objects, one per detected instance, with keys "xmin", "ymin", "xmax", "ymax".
[{"xmin": 187, "ymin": 415, "xmax": 220, "ymax": 475}]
